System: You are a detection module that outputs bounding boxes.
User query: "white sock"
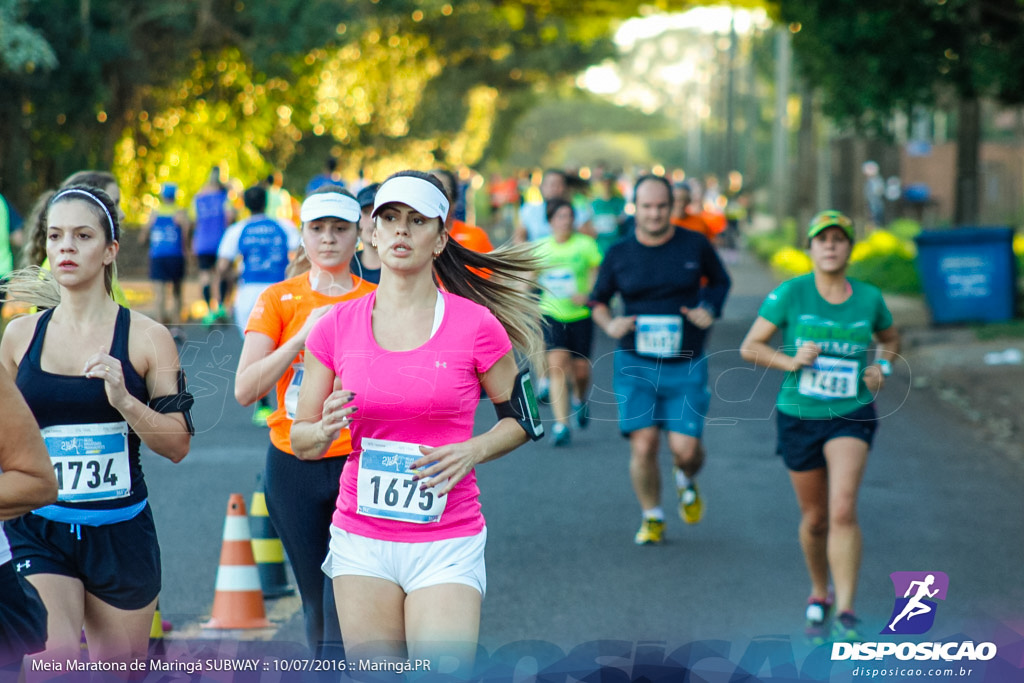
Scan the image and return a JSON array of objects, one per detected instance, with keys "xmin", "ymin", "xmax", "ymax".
[
  {"xmin": 675, "ymin": 469, "xmax": 692, "ymax": 490},
  {"xmin": 643, "ymin": 507, "xmax": 664, "ymax": 521}
]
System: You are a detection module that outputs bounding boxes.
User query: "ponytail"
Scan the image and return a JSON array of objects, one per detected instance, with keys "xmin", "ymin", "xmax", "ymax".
[
  {"xmin": 433, "ymin": 239, "xmax": 544, "ymax": 364},
  {"xmin": 2, "ymin": 266, "xmax": 62, "ymax": 310}
]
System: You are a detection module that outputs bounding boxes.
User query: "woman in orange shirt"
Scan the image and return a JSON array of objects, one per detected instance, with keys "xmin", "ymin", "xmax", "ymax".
[{"xmin": 233, "ymin": 186, "xmax": 374, "ymax": 656}]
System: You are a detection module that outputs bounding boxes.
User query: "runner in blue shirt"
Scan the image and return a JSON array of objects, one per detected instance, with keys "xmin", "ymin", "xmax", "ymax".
[
  {"xmin": 590, "ymin": 175, "xmax": 731, "ymax": 545},
  {"xmin": 141, "ymin": 183, "xmax": 190, "ymax": 333},
  {"xmin": 217, "ymin": 185, "xmax": 300, "ymax": 426},
  {"xmin": 191, "ymin": 168, "xmax": 234, "ymax": 325}
]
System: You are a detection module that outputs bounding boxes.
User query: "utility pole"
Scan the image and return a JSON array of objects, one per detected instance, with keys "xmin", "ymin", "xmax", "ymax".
[
  {"xmin": 724, "ymin": 13, "xmax": 737, "ymax": 179},
  {"xmin": 772, "ymin": 28, "xmax": 792, "ymax": 232}
]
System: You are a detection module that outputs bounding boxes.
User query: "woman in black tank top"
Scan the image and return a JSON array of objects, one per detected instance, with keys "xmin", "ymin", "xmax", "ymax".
[{"xmin": 0, "ymin": 185, "xmax": 191, "ymax": 669}]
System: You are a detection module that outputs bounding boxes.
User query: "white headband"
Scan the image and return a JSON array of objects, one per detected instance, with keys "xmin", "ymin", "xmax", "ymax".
[
  {"xmin": 51, "ymin": 188, "xmax": 117, "ymax": 242},
  {"xmin": 300, "ymin": 192, "xmax": 361, "ymax": 223},
  {"xmin": 371, "ymin": 176, "xmax": 450, "ymax": 220}
]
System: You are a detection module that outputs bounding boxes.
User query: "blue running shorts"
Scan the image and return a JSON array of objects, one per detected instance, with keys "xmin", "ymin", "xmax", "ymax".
[{"xmin": 612, "ymin": 350, "xmax": 710, "ymax": 438}]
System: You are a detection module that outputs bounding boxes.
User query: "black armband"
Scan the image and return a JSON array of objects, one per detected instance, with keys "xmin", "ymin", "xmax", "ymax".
[
  {"xmin": 492, "ymin": 369, "xmax": 544, "ymax": 441},
  {"xmin": 148, "ymin": 370, "xmax": 195, "ymax": 435}
]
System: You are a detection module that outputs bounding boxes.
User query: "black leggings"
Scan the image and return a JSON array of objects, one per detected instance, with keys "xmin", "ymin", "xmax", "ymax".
[{"xmin": 264, "ymin": 444, "xmax": 347, "ymax": 656}]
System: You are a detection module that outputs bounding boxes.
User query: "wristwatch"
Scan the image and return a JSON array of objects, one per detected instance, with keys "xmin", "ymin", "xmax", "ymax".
[{"xmin": 875, "ymin": 359, "xmax": 893, "ymax": 376}]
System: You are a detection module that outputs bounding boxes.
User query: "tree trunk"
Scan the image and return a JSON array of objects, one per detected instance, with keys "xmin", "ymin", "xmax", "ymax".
[
  {"xmin": 794, "ymin": 81, "xmax": 817, "ymax": 245},
  {"xmin": 954, "ymin": 96, "xmax": 980, "ymax": 226}
]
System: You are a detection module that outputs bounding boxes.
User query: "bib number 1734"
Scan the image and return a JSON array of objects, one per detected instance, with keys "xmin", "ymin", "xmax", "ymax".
[{"xmin": 41, "ymin": 422, "xmax": 131, "ymax": 502}]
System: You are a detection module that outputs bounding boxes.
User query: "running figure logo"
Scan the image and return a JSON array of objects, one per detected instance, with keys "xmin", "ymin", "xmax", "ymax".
[{"xmin": 882, "ymin": 571, "xmax": 949, "ymax": 635}]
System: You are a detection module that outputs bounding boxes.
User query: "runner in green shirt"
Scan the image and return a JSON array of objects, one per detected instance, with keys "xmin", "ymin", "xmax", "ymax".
[
  {"xmin": 740, "ymin": 210, "xmax": 900, "ymax": 644},
  {"xmin": 535, "ymin": 199, "xmax": 602, "ymax": 446}
]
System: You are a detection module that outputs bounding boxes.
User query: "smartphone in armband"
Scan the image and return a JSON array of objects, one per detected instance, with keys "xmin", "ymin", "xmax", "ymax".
[
  {"xmin": 178, "ymin": 369, "xmax": 195, "ymax": 436},
  {"xmin": 512, "ymin": 370, "xmax": 544, "ymax": 440}
]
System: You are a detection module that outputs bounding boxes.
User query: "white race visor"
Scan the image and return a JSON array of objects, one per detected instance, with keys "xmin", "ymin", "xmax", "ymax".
[
  {"xmin": 371, "ymin": 175, "xmax": 450, "ymax": 221},
  {"xmin": 300, "ymin": 192, "xmax": 361, "ymax": 223}
]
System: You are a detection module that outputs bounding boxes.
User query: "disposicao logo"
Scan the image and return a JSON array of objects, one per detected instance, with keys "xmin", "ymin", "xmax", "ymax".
[
  {"xmin": 831, "ymin": 570, "xmax": 998, "ymax": 663},
  {"xmin": 882, "ymin": 571, "xmax": 949, "ymax": 635}
]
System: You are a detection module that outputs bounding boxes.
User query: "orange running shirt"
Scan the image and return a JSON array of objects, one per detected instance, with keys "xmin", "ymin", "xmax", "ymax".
[
  {"xmin": 449, "ymin": 219, "xmax": 494, "ymax": 278},
  {"xmin": 246, "ymin": 272, "xmax": 376, "ymax": 457},
  {"xmin": 671, "ymin": 214, "xmax": 713, "ymax": 240},
  {"xmin": 449, "ymin": 219, "xmax": 494, "ymax": 253}
]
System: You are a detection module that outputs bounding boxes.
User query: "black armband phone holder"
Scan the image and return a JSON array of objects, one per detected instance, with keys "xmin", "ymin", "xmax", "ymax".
[
  {"xmin": 492, "ymin": 369, "xmax": 544, "ymax": 441},
  {"xmin": 148, "ymin": 370, "xmax": 195, "ymax": 436}
]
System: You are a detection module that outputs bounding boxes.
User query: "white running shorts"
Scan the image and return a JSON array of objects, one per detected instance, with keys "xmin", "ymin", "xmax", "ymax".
[{"xmin": 322, "ymin": 525, "xmax": 486, "ymax": 596}]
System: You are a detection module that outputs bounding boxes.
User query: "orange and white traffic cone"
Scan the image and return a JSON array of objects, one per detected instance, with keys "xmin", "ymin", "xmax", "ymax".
[{"xmin": 203, "ymin": 494, "xmax": 271, "ymax": 629}]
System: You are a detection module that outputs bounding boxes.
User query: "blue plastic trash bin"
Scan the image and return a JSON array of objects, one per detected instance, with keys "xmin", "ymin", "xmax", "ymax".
[{"xmin": 913, "ymin": 227, "xmax": 1016, "ymax": 324}]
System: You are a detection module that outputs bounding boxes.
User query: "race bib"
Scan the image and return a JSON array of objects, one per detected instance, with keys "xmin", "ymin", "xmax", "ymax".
[
  {"xmin": 539, "ymin": 268, "xmax": 578, "ymax": 299},
  {"xmin": 356, "ymin": 439, "xmax": 447, "ymax": 524},
  {"xmin": 284, "ymin": 362, "xmax": 304, "ymax": 420},
  {"xmin": 41, "ymin": 422, "xmax": 131, "ymax": 502},
  {"xmin": 635, "ymin": 315, "xmax": 684, "ymax": 358},
  {"xmin": 798, "ymin": 357, "xmax": 859, "ymax": 400}
]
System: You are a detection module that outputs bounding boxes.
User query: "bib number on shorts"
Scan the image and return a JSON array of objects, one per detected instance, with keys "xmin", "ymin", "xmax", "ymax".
[
  {"xmin": 798, "ymin": 357, "xmax": 859, "ymax": 400},
  {"xmin": 41, "ymin": 422, "xmax": 131, "ymax": 502},
  {"xmin": 356, "ymin": 439, "xmax": 446, "ymax": 524},
  {"xmin": 539, "ymin": 268, "xmax": 578, "ymax": 300},
  {"xmin": 284, "ymin": 362, "xmax": 304, "ymax": 420},
  {"xmin": 635, "ymin": 315, "xmax": 684, "ymax": 358}
]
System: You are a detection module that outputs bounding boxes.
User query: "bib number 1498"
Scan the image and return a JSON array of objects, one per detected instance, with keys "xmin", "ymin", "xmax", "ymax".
[{"xmin": 798, "ymin": 357, "xmax": 859, "ymax": 400}]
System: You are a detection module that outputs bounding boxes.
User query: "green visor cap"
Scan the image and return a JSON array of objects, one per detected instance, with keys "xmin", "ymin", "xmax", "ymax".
[{"xmin": 807, "ymin": 210, "xmax": 854, "ymax": 241}]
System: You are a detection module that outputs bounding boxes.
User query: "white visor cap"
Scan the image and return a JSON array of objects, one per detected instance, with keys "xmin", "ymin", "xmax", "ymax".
[
  {"xmin": 300, "ymin": 192, "xmax": 361, "ymax": 223},
  {"xmin": 371, "ymin": 176, "xmax": 450, "ymax": 221}
]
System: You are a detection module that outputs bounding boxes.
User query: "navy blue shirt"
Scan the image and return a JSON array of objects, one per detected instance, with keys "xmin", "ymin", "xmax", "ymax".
[{"xmin": 589, "ymin": 227, "xmax": 731, "ymax": 359}]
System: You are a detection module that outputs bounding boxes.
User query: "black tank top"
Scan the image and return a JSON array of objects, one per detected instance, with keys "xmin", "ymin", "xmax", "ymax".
[{"xmin": 16, "ymin": 306, "xmax": 150, "ymax": 510}]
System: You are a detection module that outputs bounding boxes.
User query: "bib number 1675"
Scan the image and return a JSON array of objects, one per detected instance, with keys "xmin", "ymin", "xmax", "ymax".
[
  {"xmin": 366, "ymin": 475, "xmax": 434, "ymax": 513},
  {"xmin": 356, "ymin": 439, "xmax": 447, "ymax": 524}
]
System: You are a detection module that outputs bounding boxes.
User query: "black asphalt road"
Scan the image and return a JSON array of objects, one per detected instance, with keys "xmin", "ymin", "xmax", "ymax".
[{"xmin": 143, "ymin": 251, "xmax": 1024, "ymax": 676}]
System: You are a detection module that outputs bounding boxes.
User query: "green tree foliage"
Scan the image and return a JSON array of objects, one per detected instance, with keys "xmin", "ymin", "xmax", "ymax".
[
  {"xmin": 778, "ymin": 0, "xmax": 1024, "ymax": 223},
  {"xmin": 0, "ymin": 0, "xmax": 56, "ymax": 74},
  {"xmin": 1, "ymin": 0, "xmax": 709, "ymax": 217},
  {"xmin": 505, "ymin": 92, "xmax": 673, "ymax": 168}
]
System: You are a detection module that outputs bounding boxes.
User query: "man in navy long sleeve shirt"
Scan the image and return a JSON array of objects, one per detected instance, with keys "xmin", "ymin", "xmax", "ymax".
[{"xmin": 590, "ymin": 175, "xmax": 731, "ymax": 545}]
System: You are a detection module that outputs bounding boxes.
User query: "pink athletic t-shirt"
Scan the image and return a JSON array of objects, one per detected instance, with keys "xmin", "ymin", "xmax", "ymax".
[{"xmin": 305, "ymin": 290, "xmax": 512, "ymax": 542}]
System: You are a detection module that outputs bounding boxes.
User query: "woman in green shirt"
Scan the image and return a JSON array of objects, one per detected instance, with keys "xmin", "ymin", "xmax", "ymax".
[
  {"xmin": 740, "ymin": 211, "xmax": 900, "ymax": 644},
  {"xmin": 536, "ymin": 199, "xmax": 602, "ymax": 447}
]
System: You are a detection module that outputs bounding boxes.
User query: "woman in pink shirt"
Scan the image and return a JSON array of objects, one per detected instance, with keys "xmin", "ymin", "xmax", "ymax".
[{"xmin": 291, "ymin": 171, "xmax": 543, "ymax": 673}]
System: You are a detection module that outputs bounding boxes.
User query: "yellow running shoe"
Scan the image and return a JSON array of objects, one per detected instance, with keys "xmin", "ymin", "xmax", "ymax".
[
  {"xmin": 634, "ymin": 517, "xmax": 666, "ymax": 545},
  {"xmin": 679, "ymin": 482, "xmax": 704, "ymax": 524}
]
